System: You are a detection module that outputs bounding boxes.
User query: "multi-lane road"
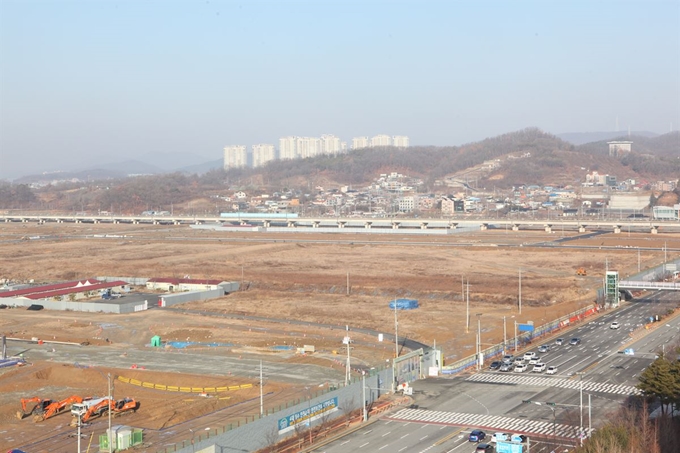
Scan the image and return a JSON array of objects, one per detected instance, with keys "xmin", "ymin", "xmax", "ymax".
[{"xmin": 313, "ymin": 290, "xmax": 680, "ymax": 453}]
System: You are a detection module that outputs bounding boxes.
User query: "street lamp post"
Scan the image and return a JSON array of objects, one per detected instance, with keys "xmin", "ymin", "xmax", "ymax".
[
  {"xmin": 576, "ymin": 372, "xmax": 585, "ymax": 444},
  {"xmin": 476, "ymin": 313, "xmax": 483, "ymax": 370}
]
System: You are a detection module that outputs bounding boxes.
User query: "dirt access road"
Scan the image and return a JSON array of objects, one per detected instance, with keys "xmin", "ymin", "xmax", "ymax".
[{"xmin": 1, "ymin": 222, "xmax": 678, "ymax": 451}]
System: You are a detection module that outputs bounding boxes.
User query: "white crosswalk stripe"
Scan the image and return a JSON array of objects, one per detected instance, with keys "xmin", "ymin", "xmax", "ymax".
[
  {"xmin": 466, "ymin": 373, "xmax": 641, "ymax": 395},
  {"xmin": 387, "ymin": 408, "xmax": 592, "ymax": 439}
]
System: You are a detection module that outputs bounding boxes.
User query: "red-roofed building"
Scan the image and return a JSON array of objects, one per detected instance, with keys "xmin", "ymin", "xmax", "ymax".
[
  {"xmin": 0, "ymin": 279, "xmax": 129, "ymax": 301},
  {"xmin": 146, "ymin": 278, "xmax": 227, "ymax": 292}
]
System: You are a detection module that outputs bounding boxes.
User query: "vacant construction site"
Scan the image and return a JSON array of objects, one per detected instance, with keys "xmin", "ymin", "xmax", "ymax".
[{"xmin": 0, "ymin": 221, "xmax": 678, "ymax": 451}]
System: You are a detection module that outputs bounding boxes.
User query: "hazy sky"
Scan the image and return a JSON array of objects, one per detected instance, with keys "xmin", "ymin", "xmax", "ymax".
[{"xmin": 1, "ymin": 0, "xmax": 678, "ymax": 180}]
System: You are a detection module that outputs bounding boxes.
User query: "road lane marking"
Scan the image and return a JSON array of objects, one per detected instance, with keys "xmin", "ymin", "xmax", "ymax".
[
  {"xmin": 420, "ymin": 435, "xmax": 429, "ymax": 440},
  {"xmin": 359, "ymin": 442, "xmax": 369, "ymax": 448},
  {"xmin": 378, "ymin": 445, "xmax": 389, "ymax": 450},
  {"xmin": 340, "ymin": 440, "xmax": 350, "ymax": 446},
  {"xmin": 382, "ymin": 431, "xmax": 392, "ymax": 437},
  {"xmin": 363, "ymin": 430, "xmax": 372, "ymax": 435}
]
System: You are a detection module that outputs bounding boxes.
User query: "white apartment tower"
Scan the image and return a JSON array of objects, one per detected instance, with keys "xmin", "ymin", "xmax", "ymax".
[
  {"xmin": 352, "ymin": 137, "xmax": 369, "ymax": 149},
  {"xmin": 320, "ymin": 134, "xmax": 341, "ymax": 155},
  {"xmin": 392, "ymin": 136, "xmax": 410, "ymax": 148},
  {"xmin": 252, "ymin": 144, "xmax": 276, "ymax": 168},
  {"xmin": 370, "ymin": 134, "xmax": 392, "ymax": 147},
  {"xmin": 279, "ymin": 136, "xmax": 297, "ymax": 160},
  {"xmin": 223, "ymin": 145, "xmax": 247, "ymax": 169}
]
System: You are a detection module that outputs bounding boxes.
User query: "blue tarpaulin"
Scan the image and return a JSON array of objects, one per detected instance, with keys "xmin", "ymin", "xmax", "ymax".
[{"xmin": 389, "ymin": 299, "xmax": 419, "ymax": 310}]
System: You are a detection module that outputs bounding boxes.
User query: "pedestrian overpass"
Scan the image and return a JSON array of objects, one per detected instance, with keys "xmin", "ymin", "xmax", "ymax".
[{"xmin": 619, "ymin": 281, "xmax": 680, "ymax": 291}]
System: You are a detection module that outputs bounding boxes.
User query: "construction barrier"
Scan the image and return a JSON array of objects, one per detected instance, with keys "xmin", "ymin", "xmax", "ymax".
[{"xmin": 117, "ymin": 375, "xmax": 253, "ymax": 393}]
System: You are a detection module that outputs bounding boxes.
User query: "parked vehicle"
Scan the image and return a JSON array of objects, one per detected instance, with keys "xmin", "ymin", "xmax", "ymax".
[
  {"xmin": 532, "ymin": 363, "xmax": 547, "ymax": 372},
  {"xmin": 490, "ymin": 432, "xmax": 510, "ymax": 443},
  {"xmin": 546, "ymin": 366, "xmax": 558, "ymax": 375},
  {"xmin": 499, "ymin": 363, "xmax": 512, "ymax": 372},
  {"xmin": 489, "ymin": 361, "xmax": 502, "ymax": 370},
  {"xmin": 511, "ymin": 434, "xmax": 527, "ymax": 443},
  {"xmin": 570, "ymin": 338, "xmax": 581, "ymax": 345},
  {"xmin": 514, "ymin": 363, "xmax": 528, "ymax": 373},
  {"xmin": 475, "ymin": 443, "xmax": 494, "ymax": 452},
  {"xmin": 469, "ymin": 429, "xmax": 486, "ymax": 442}
]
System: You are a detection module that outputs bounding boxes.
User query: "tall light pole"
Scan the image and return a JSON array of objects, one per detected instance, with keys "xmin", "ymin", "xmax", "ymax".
[
  {"xmin": 518, "ymin": 268, "xmax": 522, "ymax": 314},
  {"xmin": 260, "ymin": 360, "xmax": 264, "ymax": 416},
  {"xmin": 345, "ymin": 325, "xmax": 352, "ymax": 386},
  {"xmin": 393, "ymin": 302, "xmax": 399, "ymax": 359},
  {"xmin": 362, "ymin": 371, "xmax": 367, "ymax": 422},
  {"xmin": 466, "ymin": 279, "xmax": 470, "ymax": 333},
  {"xmin": 638, "ymin": 247, "xmax": 641, "ymax": 272},
  {"xmin": 476, "ymin": 313, "xmax": 483, "ymax": 370},
  {"xmin": 576, "ymin": 372, "xmax": 585, "ymax": 444},
  {"xmin": 108, "ymin": 373, "xmax": 113, "ymax": 453},
  {"xmin": 514, "ymin": 320, "xmax": 518, "ymax": 352},
  {"xmin": 503, "ymin": 316, "xmax": 507, "ymax": 354}
]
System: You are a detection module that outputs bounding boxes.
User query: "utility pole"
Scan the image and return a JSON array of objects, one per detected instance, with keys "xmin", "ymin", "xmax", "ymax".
[
  {"xmin": 466, "ymin": 279, "xmax": 470, "ymax": 333},
  {"xmin": 514, "ymin": 321, "xmax": 518, "ymax": 352},
  {"xmin": 362, "ymin": 371, "xmax": 367, "ymax": 422},
  {"xmin": 588, "ymin": 393, "xmax": 591, "ymax": 438},
  {"xmin": 108, "ymin": 373, "xmax": 113, "ymax": 452},
  {"xmin": 518, "ymin": 268, "xmax": 522, "ymax": 314},
  {"xmin": 638, "ymin": 247, "xmax": 641, "ymax": 272},
  {"xmin": 664, "ymin": 241, "xmax": 667, "ymax": 263},
  {"xmin": 393, "ymin": 301, "xmax": 399, "ymax": 359},
  {"xmin": 260, "ymin": 361, "xmax": 264, "ymax": 416},
  {"xmin": 345, "ymin": 325, "xmax": 352, "ymax": 385},
  {"xmin": 577, "ymin": 372, "xmax": 585, "ymax": 445},
  {"xmin": 503, "ymin": 316, "xmax": 507, "ymax": 354},
  {"xmin": 346, "ymin": 271, "xmax": 350, "ymax": 296},
  {"xmin": 476, "ymin": 314, "xmax": 483, "ymax": 370}
]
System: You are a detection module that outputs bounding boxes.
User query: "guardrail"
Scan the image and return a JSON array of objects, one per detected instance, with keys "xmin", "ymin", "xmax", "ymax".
[{"xmin": 619, "ymin": 281, "xmax": 680, "ymax": 290}]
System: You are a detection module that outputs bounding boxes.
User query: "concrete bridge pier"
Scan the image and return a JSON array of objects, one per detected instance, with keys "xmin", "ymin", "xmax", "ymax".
[
  {"xmin": 338, "ymin": 221, "xmax": 346, "ymax": 228},
  {"xmin": 287, "ymin": 221, "xmax": 297, "ymax": 228},
  {"xmin": 364, "ymin": 222, "xmax": 372, "ymax": 229},
  {"xmin": 578, "ymin": 225, "xmax": 586, "ymax": 233},
  {"xmin": 448, "ymin": 222, "xmax": 458, "ymax": 230},
  {"xmin": 263, "ymin": 220, "xmax": 270, "ymax": 228},
  {"xmin": 651, "ymin": 226, "xmax": 658, "ymax": 234},
  {"xmin": 392, "ymin": 222, "xmax": 401, "ymax": 229},
  {"xmin": 312, "ymin": 221, "xmax": 320, "ymax": 228},
  {"xmin": 480, "ymin": 223, "xmax": 488, "ymax": 231},
  {"xmin": 544, "ymin": 224, "xmax": 552, "ymax": 233},
  {"xmin": 420, "ymin": 222, "xmax": 428, "ymax": 230},
  {"xmin": 614, "ymin": 226, "xmax": 621, "ymax": 234},
  {"xmin": 512, "ymin": 224, "xmax": 520, "ymax": 231}
]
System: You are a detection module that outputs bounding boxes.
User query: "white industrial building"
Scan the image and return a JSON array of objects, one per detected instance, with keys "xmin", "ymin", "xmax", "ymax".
[{"xmin": 653, "ymin": 204, "xmax": 680, "ymax": 220}]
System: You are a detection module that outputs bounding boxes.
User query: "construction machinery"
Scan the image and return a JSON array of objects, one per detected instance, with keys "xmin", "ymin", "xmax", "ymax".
[
  {"xmin": 70, "ymin": 397, "xmax": 138, "ymax": 426},
  {"xmin": 17, "ymin": 397, "xmax": 52, "ymax": 420},
  {"xmin": 576, "ymin": 267, "xmax": 587, "ymax": 276},
  {"xmin": 33, "ymin": 395, "xmax": 85, "ymax": 422}
]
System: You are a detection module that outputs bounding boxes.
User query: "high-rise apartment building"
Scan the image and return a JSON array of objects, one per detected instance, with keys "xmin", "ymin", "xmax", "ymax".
[
  {"xmin": 279, "ymin": 136, "xmax": 297, "ymax": 160},
  {"xmin": 392, "ymin": 136, "xmax": 410, "ymax": 148},
  {"xmin": 352, "ymin": 137, "xmax": 369, "ymax": 149},
  {"xmin": 321, "ymin": 134, "xmax": 341, "ymax": 154},
  {"xmin": 223, "ymin": 145, "xmax": 247, "ymax": 169},
  {"xmin": 252, "ymin": 144, "xmax": 276, "ymax": 168},
  {"xmin": 370, "ymin": 135, "xmax": 392, "ymax": 147}
]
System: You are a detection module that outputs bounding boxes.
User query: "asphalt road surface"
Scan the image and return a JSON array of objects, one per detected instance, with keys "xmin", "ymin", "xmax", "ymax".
[{"xmin": 314, "ymin": 290, "xmax": 680, "ymax": 453}]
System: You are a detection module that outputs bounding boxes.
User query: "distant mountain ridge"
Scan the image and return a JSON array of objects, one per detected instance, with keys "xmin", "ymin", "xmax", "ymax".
[{"xmin": 558, "ymin": 131, "xmax": 659, "ymax": 145}]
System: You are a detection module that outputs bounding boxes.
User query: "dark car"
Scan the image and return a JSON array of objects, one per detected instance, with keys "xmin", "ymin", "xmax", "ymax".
[
  {"xmin": 489, "ymin": 361, "xmax": 502, "ymax": 370},
  {"xmin": 475, "ymin": 443, "xmax": 494, "ymax": 452},
  {"xmin": 469, "ymin": 429, "xmax": 486, "ymax": 442},
  {"xmin": 569, "ymin": 338, "xmax": 581, "ymax": 345},
  {"xmin": 26, "ymin": 304, "xmax": 44, "ymax": 311}
]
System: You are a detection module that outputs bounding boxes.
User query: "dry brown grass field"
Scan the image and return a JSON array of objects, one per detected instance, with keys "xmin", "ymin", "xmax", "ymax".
[{"xmin": 0, "ymin": 221, "xmax": 678, "ymax": 450}]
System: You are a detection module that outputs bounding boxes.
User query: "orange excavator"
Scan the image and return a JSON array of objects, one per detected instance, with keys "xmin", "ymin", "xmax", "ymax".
[
  {"xmin": 33, "ymin": 395, "xmax": 85, "ymax": 422},
  {"xmin": 70, "ymin": 397, "xmax": 138, "ymax": 426},
  {"xmin": 17, "ymin": 397, "xmax": 53, "ymax": 420}
]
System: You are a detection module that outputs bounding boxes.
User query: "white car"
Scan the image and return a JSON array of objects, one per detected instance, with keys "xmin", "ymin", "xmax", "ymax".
[
  {"xmin": 610, "ymin": 322, "xmax": 620, "ymax": 329},
  {"xmin": 546, "ymin": 366, "xmax": 558, "ymax": 375},
  {"xmin": 514, "ymin": 357, "xmax": 524, "ymax": 365},
  {"xmin": 523, "ymin": 352, "xmax": 537, "ymax": 361},
  {"xmin": 528, "ymin": 357, "xmax": 540, "ymax": 365},
  {"xmin": 514, "ymin": 363, "xmax": 528, "ymax": 373},
  {"xmin": 490, "ymin": 433, "xmax": 511, "ymax": 443},
  {"xmin": 533, "ymin": 363, "xmax": 546, "ymax": 372}
]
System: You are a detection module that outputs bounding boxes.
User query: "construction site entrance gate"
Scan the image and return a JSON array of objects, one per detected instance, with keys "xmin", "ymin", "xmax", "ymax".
[{"xmin": 393, "ymin": 348, "xmax": 423, "ymax": 389}]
